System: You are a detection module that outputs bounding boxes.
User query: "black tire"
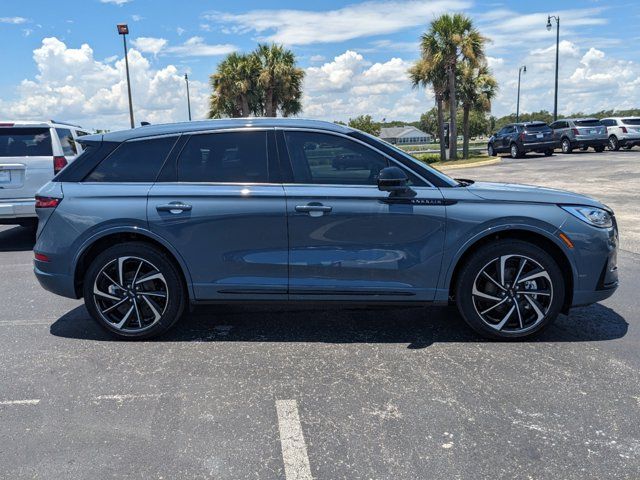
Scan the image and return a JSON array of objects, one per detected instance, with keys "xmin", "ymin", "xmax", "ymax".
[
  {"xmin": 455, "ymin": 240, "xmax": 565, "ymax": 340},
  {"xmin": 561, "ymin": 138, "xmax": 573, "ymax": 154},
  {"xmin": 487, "ymin": 143, "xmax": 496, "ymax": 157},
  {"xmin": 509, "ymin": 143, "xmax": 522, "ymax": 159},
  {"xmin": 83, "ymin": 242, "xmax": 186, "ymax": 339},
  {"xmin": 594, "ymin": 146, "xmax": 605, "ymax": 153},
  {"xmin": 608, "ymin": 135, "xmax": 620, "ymax": 151},
  {"xmin": 544, "ymin": 149, "xmax": 553, "ymax": 156}
]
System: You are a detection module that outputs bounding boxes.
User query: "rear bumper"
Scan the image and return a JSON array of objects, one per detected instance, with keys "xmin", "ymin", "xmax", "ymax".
[
  {"xmin": 571, "ymin": 137, "xmax": 608, "ymax": 148},
  {"xmin": 619, "ymin": 136, "xmax": 640, "ymax": 146},
  {"xmin": 34, "ymin": 262, "xmax": 79, "ymax": 299},
  {"xmin": 523, "ymin": 140, "xmax": 558, "ymax": 152},
  {"xmin": 0, "ymin": 198, "xmax": 36, "ymax": 222}
]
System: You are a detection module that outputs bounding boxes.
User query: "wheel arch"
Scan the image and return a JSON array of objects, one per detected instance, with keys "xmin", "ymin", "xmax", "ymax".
[
  {"xmin": 447, "ymin": 228, "xmax": 574, "ymax": 313},
  {"xmin": 72, "ymin": 227, "xmax": 193, "ymax": 300}
]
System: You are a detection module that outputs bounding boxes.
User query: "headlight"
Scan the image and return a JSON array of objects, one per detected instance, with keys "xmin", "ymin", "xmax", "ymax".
[{"xmin": 561, "ymin": 205, "xmax": 613, "ymax": 228}]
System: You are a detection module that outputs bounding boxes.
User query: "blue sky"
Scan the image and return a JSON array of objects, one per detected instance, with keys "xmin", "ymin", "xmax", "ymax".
[{"xmin": 1, "ymin": 0, "xmax": 638, "ymax": 130}]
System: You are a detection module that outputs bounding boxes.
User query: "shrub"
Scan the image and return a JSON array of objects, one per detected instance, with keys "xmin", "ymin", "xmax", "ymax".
[{"xmin": 412, "ymin": 153, "xmax": 441, "ymax": 164}]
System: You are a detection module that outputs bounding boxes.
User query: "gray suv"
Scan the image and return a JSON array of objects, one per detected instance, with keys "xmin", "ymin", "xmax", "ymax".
[
  {"xmin": 33, "ymin": 119, "xmax": 619, "ymax": 340},
  {"xmin": 550, "ymin": 118, "xmax": 608, "ymax": 153}
]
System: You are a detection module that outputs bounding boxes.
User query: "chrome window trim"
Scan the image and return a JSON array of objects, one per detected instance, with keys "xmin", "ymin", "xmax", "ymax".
[{"xmin": 276, "ymin": 127, "xmax": 436, "ymax": 189}]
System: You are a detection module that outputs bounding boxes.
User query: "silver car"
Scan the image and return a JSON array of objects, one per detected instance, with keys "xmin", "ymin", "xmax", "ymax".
[{"xmin": 550, "ymin": 118, "xmax": 608, "ymax": 154}]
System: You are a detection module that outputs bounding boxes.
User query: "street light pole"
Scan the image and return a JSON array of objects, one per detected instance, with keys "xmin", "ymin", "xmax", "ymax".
[
  {"xmin": 547, "ymin": 15, "xmax": 560, "ymax": 121},
  {"xmin": 516, "ymin": 65, "xmax": 526, "ymax": 123},
  {"xmin": 184, "ymin": 73, "xmax": 192, "ymax": 121},
  {"xmin": 117, "ymin": 24, "xmax": 135, "ymax": 129}
]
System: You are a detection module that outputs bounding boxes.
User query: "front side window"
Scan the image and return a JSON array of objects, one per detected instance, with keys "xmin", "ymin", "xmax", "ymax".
[
  {"xmin": 284, "ymin": 131, "xmax": 388, "ymax": 185},
  {"xmin": 177, "ymin": 131, "xmax": 269, "ymax": 183},
  {"xmin": 85, "ymin": 136, "xmax": 176, "ymax": 182},
  {"xmin": 56, "ymin": 128, "xmax": 77, "ymax": 156}
]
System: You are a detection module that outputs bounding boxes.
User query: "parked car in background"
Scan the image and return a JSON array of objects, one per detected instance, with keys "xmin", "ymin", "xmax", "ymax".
[
  {"xmin": 487, "ymin": 122, "xmax": 557, "ymax": 158},
  {"xmin": 600, "ymin": 117, "xmax": 640, "ymax": 151},
  {"xmin": 33, "ymin": 119, "xmax": 618, "ymax": 341},
  {"xmin": 0, "ymin": 120, "xmax": 90, "ymax": 227},
  {"xmin": 549, "ymin": 118, "xmax": 607, "ymax": 153}
]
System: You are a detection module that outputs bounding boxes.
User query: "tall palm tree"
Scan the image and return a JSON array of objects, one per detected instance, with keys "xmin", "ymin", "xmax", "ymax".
[
  {"xmin": 209, "ymin": 53, "xmax": 259, "ymax": 118},
  {"xmin": 254, "ymin": 44, "xmax": 305, "ymax": 117},
  {"xmin": 420, "ymin": 14, "xmax": 486, "ymax": 160},
  {"xmin": 409, "ymin": 57, "xmax": 448, "ymax": 161},
  {"xmin": 458, "ymin": 62, "xmax": 498, "ymax": 158}
]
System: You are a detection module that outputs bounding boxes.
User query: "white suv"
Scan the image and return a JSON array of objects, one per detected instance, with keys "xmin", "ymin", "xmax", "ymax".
[
  {"xmin": 0, "ymin": 120, "xmax": 90, "ymax": 227},
  {"xmin": 601, "ymin": 117, "xmax": 640, "ymax": 151}
]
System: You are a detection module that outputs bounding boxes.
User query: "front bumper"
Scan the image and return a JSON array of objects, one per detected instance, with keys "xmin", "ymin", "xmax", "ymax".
[{"xmin": 0, "ymin": 198, "xmax": 36, "ymax": 223}]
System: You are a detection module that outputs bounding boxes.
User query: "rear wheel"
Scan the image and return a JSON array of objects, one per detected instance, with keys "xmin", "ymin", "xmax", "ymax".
[
  {"xmin": 487, "ymin": 143, "xmax": 496, "ymax": 157},
  {"xmin": 561, "ymin": 138, "xmax": 573, "ymax": 154},
  {"xmin": 455, "ymin": 240, "xmax": 565, "ymax": 340},
  {"xmin": 608, "ymin": 135, "xmax": 620, "ymax": 151},
  {"xmin": 83, "ymin": 242, "xmax": 186, "ymax": 339},
  {"xmin": 510, "ymin": 143, "xmax": 522, "ymax": 159}
]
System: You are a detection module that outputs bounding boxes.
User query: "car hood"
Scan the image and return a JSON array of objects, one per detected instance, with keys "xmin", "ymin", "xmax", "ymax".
[{"xmin": 464, "ymin": 181, "xmax": 603, "ymax": 207}]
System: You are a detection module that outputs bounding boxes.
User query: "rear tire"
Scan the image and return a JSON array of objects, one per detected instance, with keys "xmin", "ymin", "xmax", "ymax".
[
  {"xmin": 510, "ymin": 143, "xmax": 522, "ymax": 159},
  {"xmin": 83, "ymin": 242, "xmax": 186, "ymax": 339},
  {"xmin": 455, "ymin": 240, "xmax": 565, "ymax": 340},
  {"xmin": 487, "ymin": 143, "xmax": 496, "ymax": 157},
  {"xmin": 561, "ymin": 138, "xmax": 573, "ymax": 154},
  {"xmin": 594, "ymin": 146, "xmax": 605, "ymax": 153},
  {"xmin": 608, "ymin": 135, "xmax": 620, "ymax": 151}
]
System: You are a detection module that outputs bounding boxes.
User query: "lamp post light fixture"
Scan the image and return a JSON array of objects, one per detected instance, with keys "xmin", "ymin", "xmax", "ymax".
[
  {"xmin": 546, "ymin": 15, "xmax": 560, "ymax": 121},
  {"xmin": 516, "ymin": 65, "xmax": 526, "ymax": 123},
  {"xmin": 117, "ymin": 23, "xmax": 135, "ymax": 129},
  {"xmin": 184, "ymin": 73, "xmax": 192, "ymax": 121}
]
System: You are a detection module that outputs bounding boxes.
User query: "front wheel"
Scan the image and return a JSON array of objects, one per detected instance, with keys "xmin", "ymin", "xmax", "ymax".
[
  {"xmin": 83, "ymin": 242, "xmax": 186, "ymax": 339},
  {"xmin": 487, "ymin": 143, "xmax": 496, "ymax": 157},
  {"xmin": 455, "ymin": 240, "xmax": 565, "ymax": 340}
]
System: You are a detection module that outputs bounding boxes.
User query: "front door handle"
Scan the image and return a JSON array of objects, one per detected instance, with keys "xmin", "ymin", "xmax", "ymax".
[
  {"xmin": 295, "ymin": 204, "xmax": 332, "ymax": 217},
  {"xmin": 156, "ymin": 202, "xmax": 192, "ymax": 214}
]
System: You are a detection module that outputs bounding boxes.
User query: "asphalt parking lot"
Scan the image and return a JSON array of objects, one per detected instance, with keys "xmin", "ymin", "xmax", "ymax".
[{"xmin": 1, "ymin": 150, "xmax": 639, "ymax": 479}]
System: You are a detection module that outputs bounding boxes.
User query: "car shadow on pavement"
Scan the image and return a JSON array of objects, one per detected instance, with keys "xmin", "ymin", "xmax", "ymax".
[
  {"xmin": 50, "ymin": 302, "xmax": 628, "ymax": 349},
  {"xmin": 0, "ymin": 225, "xmax": 36, "ymax": 252}
]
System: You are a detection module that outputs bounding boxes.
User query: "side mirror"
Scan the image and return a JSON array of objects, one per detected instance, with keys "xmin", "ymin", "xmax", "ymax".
[{"xmin": 378, "ymin": 166, "xmax": 409, "ymax": 192}]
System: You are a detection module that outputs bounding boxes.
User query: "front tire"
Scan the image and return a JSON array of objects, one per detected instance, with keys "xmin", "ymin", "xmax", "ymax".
[
  {"xmin": 487, "ymin": 143, "xmax": 496, "ymax": 157},
  {"xmin": 83, "ymin": 242, "xmax": 186, "ymax": 339},
  {"xmin": 455, "ymin": 240, "xmax": 565, "ymax": 340},
  {"xmin": 561, "ymin": 138, "xmax": 573, "ymax": 154}
]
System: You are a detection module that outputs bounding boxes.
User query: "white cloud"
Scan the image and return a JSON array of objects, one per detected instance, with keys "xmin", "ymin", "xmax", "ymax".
[
  {"xmin": 100, "ymin": 0, "xmax": 132, "ymax": 5},
  {"xmin": 165, "ymin": 37, "xmax": 236, "ymax": 57},
  {"xmin": 131, "ymin": 14, "xmax": 144, "ymax": 22},
  {"xmin": 203, "ymin": 0, "xmax": 470, "ymax": 45},
  {"xmin": 0, "ymin": 17, "xmax": 28, "ymax": 24},
  {"xmin": 176, "ymin": 27, "xmax": 185, "ymax": 36},
  {"xmin": 131, "ymin": 37, "xmax": 167, "ymax": 55},
  {"xmin": 0, "ymin": 37, "xmax": 209, "ymax": 131}
]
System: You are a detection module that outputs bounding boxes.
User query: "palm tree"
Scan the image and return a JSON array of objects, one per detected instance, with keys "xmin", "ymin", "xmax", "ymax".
[
  {"xmin": 209, "ymin": 53, "xmax": 259, "ymax": 118},
  {"xmin": 458, "ymin": 62, "xmax": 498, "ymax": 158},
  {"xmin": 254, "ymin": 44, "xmax": 305, "ymax": 117},
  {"xmin": 419, "ymin": 14, "xmax": 486, "ymax": 160},
  {"xmin": 409, "ymin": 57, "xmax": 448, "ymax": 161}
]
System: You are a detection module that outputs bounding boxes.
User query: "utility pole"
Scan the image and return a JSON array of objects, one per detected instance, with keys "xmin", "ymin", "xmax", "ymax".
[
  {"xmin": 185, "ymin": 73, "xmax": 192, "ymax": 121},
  {"xmin": 547, "ymin": 15, "xmax": 560, "ymax": 121},
  {"xmin": 117, "ymin": 24, "xmax": 135, "ymax": 128},
  {"xmin": 516, "ymin": 65, "xmax": 526, "ymax": 123}
]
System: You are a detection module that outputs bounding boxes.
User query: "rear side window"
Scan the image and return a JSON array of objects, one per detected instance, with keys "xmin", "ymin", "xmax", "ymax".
[
  {"xmin": 56, "ymin": 128, "xmax": 78, "ymax": 156},
  {"xmin": 574, "ymin": 120, "xmax": 602, "ymax": 127},
  {"xmin": 177, "ymin": 131, "xmax": 269, "ymax": 183},
  {"xmin": 85, "ymin": 136, "xmax": 176, "ymax": 182},
  {"xmin": 0, "ymin": 127, "xmax": 52, "ymax": 157},
  {"xmin": 601, "ymin": 119, "xmax": 615, "ymax": 127},
  {"xmin": 622, "ymin": 118, "xmax": 640, "ymax": 126}
]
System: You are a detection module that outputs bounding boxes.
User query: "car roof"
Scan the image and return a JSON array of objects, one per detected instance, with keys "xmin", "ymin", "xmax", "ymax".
[
  {"xmin": 0, "ymin": 120, "xmax": 84, "ymax": 129},
  {"xmin": 563, "ymin": 117, "xmax": 600, "ymax": 122},
  {"xmin": 601, "ymin": 116, "xmax": 640, "ymax": 120},
  {"xmin": 80, "ymin": 118, "xmax": 354, "ymax": 144}
]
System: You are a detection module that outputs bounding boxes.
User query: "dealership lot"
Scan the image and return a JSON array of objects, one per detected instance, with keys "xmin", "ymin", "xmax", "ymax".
[{"xmin": 1, "ymin": 150, "xmax": 639, "ymax": 479}]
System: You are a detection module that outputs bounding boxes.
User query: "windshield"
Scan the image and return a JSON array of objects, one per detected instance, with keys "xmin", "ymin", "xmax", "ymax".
[
  {"xmin": 0, "ymin": 127, "xmax": 53, "ymax": 157},
  {"xmin": 622, "ymin": 118, "xmax": 640, "ymax": 126},
  {"xmin": 574, "ymin": 120, "xmax": 602, "ymax": 127}
]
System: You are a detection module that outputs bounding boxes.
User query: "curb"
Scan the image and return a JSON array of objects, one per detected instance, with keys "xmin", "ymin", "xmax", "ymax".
[{"xmin": 438, "ymin": 157, "xmax": 501, "ymax": 171}]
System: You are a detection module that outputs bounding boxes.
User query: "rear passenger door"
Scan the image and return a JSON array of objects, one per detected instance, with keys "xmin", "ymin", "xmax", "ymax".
[{"xmin": 147, "ymin": 129, "xmax": 288, "ymax": 301}]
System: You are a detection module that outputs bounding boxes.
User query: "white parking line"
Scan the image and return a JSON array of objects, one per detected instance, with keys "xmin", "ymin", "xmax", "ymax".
[
  {"xmin": 276, "ymin": 399, "xmax": 313, "ymax": 480},
  {"xmin": 0, "ymin": 399, "xmax": 40, "ymax": 405},
  {"xmin": 0, "ymin": 320, "xmax": 53, "ymax": 327}
]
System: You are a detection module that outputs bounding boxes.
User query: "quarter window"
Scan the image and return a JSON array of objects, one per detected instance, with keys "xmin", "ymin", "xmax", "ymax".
[
  {"xmin": 177, "ymin": 131, "xmax": 269, "ymax": 183},
  {"xmin": 85, "ymin": 136, "xmax": 176, "ymax": 182},
  {"xmin": 56, "ymin": 128, "xmax": 77, "ymax": 156},
  {"xmin": 284, "ymin": 131, "xmax": 388, "ymax": 185}
]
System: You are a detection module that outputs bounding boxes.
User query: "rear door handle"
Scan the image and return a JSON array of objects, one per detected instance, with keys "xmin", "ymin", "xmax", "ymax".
[{"xmin": 156, "ymin": 202, "xmax": 192, "ymax": 214}]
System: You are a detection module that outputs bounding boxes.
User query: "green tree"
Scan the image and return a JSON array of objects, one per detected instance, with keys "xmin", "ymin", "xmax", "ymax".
[
  {"xmin": 209, "ymin": 52, "xmax": 259, "ymax": 118},
  {"xmin": 347, "ymin": 115, "xmax": 381, "ymax": 135},
  {"xmin": 418, "ymin": 107, "xmax": 439, "ymax": 138},
  {"xmin": 458, "ymin": 61, "xmax": 498, "ymax": 158},
  {"xmin": 418, "ymin": 14, "xmax": 487, "ymax": 160},
  {"xmin": 255, "ymin": 44, "xmax": 305, "ymax": 117}
]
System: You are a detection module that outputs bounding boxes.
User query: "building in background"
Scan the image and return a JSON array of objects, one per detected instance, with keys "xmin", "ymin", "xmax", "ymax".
[{"xmin": 379, "ymin": 126, "xmax": 433, "ymax": 145}]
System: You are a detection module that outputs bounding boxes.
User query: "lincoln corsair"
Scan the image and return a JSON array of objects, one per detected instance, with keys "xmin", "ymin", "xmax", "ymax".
[{"xmin": 33, "ymin": 119, "xmax": 619, "ymax": 340}]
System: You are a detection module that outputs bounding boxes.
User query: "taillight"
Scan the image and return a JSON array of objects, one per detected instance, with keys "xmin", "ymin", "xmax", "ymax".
[
  {"xmin": 34, "ymin": 252, "xmax": 51, "ymax": 262},
  {"xmin": 572, "ymin": 128, "xmax": 579, "ymax": 135},
  {"xmin": 35, "ymin": 195, "xmax": 61, "ymax": 208},
  {"xmin": 53, "ymin": 155, "xmax": 67, "ymax": 174},
  {"xmin": 621, "ymin": 126, "xmax": 628, "ymax": 134},
  {"xmin": 519, "ymin": 132, "xmax": 525, "ymax": 141}
]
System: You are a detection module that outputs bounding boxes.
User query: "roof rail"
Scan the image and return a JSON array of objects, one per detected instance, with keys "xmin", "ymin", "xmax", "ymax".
[{"xmin": 50, "ymin": 120, "xmax": 83, "ymax": 128}]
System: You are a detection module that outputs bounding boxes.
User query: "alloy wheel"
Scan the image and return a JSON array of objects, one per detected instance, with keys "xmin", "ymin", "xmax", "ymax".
[
  {"xmin": 93, "ymin": 256, "xmax": 169, "ymax": 332},
  {"xmin": 471, "ymin": 254, "xmax": 553, "ymax": 334},
  {"xmin": 510, "ymin": 144, "xmax": 518, "ymax": 158},
  {"xmin": 488, "ymin": 144, "xmax": 494, "ymax": 156}
]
